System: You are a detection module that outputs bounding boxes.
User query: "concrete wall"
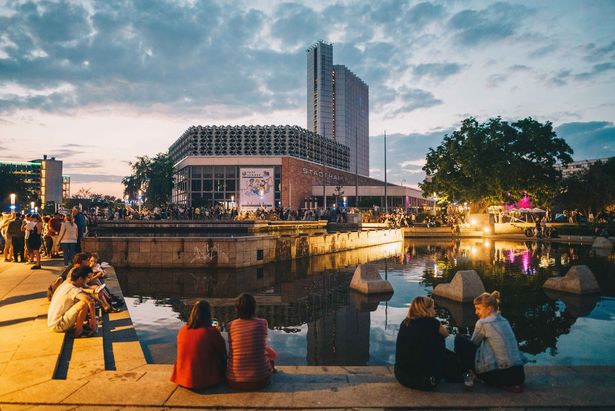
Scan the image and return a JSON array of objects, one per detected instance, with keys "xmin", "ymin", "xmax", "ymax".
[{"xmin": 83, "ymin": 229, "xmax": 403, "ymax": 269}]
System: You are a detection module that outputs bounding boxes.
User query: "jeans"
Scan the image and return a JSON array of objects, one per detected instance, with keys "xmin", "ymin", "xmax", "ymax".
[
  {"xmin": 61, "ymin": 243, "xmax": 77, "ymax": 265},
  {"xmin": 12, "ymin": 237, "xmax": 25, "ymax": 262}
]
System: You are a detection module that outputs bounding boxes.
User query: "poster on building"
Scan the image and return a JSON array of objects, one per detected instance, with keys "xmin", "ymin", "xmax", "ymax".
[{"xmin": 239, "ymin": 168, "xmax": 274, "ymax": 209}]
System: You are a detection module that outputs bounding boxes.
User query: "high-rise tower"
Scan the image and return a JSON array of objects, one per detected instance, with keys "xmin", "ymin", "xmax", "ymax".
[{"xmin": 307, "ymin": 41, "xmax": 369, "ymax": 176}]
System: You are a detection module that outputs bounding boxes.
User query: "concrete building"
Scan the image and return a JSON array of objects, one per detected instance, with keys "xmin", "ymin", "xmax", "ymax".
[
  {"xmin": 307, "ymin": 41, "xmax": 369, "ymax": 176},
  {"xmin": 559, "ymin": 157, "xmax": 613, "ymax": 178},
  {"xmin": 0, "ymin": 155, "xmax": 68, "ymax": 207},
  {"xmin": 169, "ymin": 125, "xmax": 431, "ymax": 210}
]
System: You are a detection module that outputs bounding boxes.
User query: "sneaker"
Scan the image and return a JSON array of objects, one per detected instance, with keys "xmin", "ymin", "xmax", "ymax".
[{"xmin": 31, "ymin": 265, "xmax": 42, "ymax": 270}]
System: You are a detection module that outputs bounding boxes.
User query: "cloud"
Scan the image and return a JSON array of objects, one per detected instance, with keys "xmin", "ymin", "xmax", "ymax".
[
  {"xmin": 412, "ymin": 63, "xmax": 465, "ymax": 80},
  {"xmin": 575, "ymin": 62, "xmax": 615, "ymax": 81},
  {"xmin": 555, "ymin": 121, "xmax": 615, "ymax": 160},
  {"xmin": 400, "ymin": 159, "xmax": 425, "ymax": 169},
  {"xmin": 67, "ymin": 173, "xmax": 125, "ymax": 183},
  {"xmin": 528, "ymin": 44, "xmax": 558, "ymax": 59},
  {"xmin": 384, "ymin": 88, "xmax": 442, "ymax": 118},
  {"xmin": 64, "ymin": 161, "xmax": 101, "ymax": 169},
  {"xmin": 448, "ymin": 2, "xmax": 534, "ymax": 46}
]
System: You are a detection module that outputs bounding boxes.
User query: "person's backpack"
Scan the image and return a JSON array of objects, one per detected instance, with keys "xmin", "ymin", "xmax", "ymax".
[{"xmin": 47, "ymin": 276, "xmax": 63, "ymax": 301}]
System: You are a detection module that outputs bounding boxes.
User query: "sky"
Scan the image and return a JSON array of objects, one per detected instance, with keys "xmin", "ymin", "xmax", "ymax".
[{"xmin": 0, "ymin": 0, "xmax": 614, "ymax": 197}]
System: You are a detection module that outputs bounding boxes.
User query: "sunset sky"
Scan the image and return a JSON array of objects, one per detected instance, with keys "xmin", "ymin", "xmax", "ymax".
[{"xmin": 1, "ymin": 0, "xmax": 614, "ymax": 197}]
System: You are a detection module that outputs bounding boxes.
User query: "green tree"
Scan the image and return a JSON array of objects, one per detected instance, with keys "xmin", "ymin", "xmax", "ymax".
[
  {"xmin": 122, "ymin": 153, "xmax": 174, "ymax": 208},
  {"xmin": 556, "ymin": 158, "xmax": 615, "ymax": 215},
  {"xmin": 421, "ymin": 117, "xmax": 573, "ymax": 211}
]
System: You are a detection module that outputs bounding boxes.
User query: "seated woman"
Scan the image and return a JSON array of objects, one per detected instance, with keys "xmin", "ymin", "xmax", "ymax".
[
  {"xmin": 171, "ymin": 300, "xmax": 227, "ymax": 390},
  {"xmin": 226, "ymin": 293, "xmax": 275, "ymax": 390},
  {"xmin": 455, "ymin": 291, "xmax": 525, "ymax": 391},
  {"xmin": 395, "ymin": 296, "xmax": 449, "ymax": 390}
]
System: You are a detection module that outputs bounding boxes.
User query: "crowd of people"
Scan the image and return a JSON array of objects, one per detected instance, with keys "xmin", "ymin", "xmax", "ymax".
[
  {"xmin": 169, "ymin": 290, "xmax": 525, "ymax": 392},
  {"xmin": 1, "ymin": 207, "xmax": 87, "ymax": 267}
]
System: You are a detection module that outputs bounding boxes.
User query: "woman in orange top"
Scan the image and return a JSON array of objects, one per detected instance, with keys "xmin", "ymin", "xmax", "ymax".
[
  {"xmin": 171, "ymin": 300, "xmax": 226, "ymax": 390},
  {"xmin": 226, "ymin": 293, "xmax": 275, "ymax": 390}
]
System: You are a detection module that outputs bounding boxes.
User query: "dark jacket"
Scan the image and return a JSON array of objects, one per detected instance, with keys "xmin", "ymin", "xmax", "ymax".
[
  {"xmin": 7, "ymin": 219, "xmax": 24, "ymax": 238},
  {"xmin": 394, "ymin": 317, "xmax": 445, "ymax": 390},
  {"xmin": 74, "ymin": 212, "xmax": 86, "ymax": 237}
]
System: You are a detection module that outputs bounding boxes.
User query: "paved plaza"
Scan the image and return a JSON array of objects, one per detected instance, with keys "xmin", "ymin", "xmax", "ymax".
[{"xmin": 0, "ymin": 258, "xmax": 614, "ymax": 410}]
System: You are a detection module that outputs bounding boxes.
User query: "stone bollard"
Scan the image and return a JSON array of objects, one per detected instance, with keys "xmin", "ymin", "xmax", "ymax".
[
  {"xmin": 543, "ymin": 265, "xmax": 600, "ymax": 294},
  {"xmin": 350, "ymin": 264, "xmax": 394, "ymax": 294},
  {"xmin": 592, "ymin": 237, "xmax": 612, "ymax": 250},
  {"xmin": 433, "ymin": 270, "xmax": 485, "ymax": 302}
]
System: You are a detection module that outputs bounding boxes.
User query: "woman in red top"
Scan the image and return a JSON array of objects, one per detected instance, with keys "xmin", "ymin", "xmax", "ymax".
[
  {"xmin": 226, "ymin": 293, "xmax": 275, "ymax": 390},
  {"xmin": 171, "ymin": 300, "xmax": 226, "ymax": 390}
]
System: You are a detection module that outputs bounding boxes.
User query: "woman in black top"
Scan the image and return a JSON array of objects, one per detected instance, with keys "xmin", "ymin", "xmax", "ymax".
[{"xmin": 395, "ymin": 296, "xmax": 449, "ymax": 390}]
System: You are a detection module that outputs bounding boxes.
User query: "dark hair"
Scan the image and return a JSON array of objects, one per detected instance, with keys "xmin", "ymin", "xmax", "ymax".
[
  {"xmin": 71, "ymin": 265, "xmax": 92, "ymax": 282},
  {"xmin": 187, "ymin": 300, "xmax": 213, "ymax": 329},
  {"xmin": 235, "ymin": 293, "xmax": 256, "ymax": 320},
  {"xmin": 73, "ymin": 252, "xmax": 91, "ymax": 265}
]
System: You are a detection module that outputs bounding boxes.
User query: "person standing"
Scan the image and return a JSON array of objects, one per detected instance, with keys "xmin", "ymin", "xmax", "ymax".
[
  {"xmin": 48, "ymin": 213, "xmax": 63, "ymax": 258},
  {"xmin": 8, "ymin": 214, "xmax": 25, "ymax": 263},
  {"xmin": 72, "ymin": 207, "xmax": 86, "ymax": 253},
  {"xmin": 171, "ymin": 300, "xmax": 227, "ymax": 390},
  {"xmin": 455, "ymin": 291, "xmax": 525, "ymax": 391},
  {"xmin": 26, "ymin": 214, "xmax": 43, "ymax": 269},
  {"xmin": 1, "ymin": 212, "xmax": 15, "ymax": 262},
  {"xmin": 58, "ymin": 214, "xmax": 79, "ymax": 266}
]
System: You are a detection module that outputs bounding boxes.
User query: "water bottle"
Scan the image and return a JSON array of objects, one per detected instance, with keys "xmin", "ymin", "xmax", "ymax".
[{"xmin": 463, "ymin": 371, "xmax": 474, "ymax": 391}]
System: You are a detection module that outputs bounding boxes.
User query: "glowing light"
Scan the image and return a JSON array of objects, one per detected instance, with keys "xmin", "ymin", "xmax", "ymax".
[
  {"xmin": 470, "ymin": 218, "xmax": 478, "ymax": 226},
  {"xmin": 483, "ymin": 240, "xmax": 491, "ymax": 248},
  {"xmin": 483, "ymin": 226, "xmax": 491, "ymax": 234},
  {"xmin": 471, "ymin": 246, "xmax": 477, "ymax": 256}
]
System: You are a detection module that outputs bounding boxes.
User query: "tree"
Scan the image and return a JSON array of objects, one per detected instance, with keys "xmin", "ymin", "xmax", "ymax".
[
  {"xmin": 556, "ymin": 158, "xmax": 615, "ymax": 215},
  {"xmin": 420, "ymin": 117, "xmax": 573, "ymax": 211},
  {"xmin": 122, "ymin": 153, "xmax": 174, "ymax": 208}
]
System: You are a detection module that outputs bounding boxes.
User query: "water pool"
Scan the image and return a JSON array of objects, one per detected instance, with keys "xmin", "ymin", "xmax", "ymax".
[{"xmin": 116, "ymin": 238, "xmax": 615, "ymax": 366}]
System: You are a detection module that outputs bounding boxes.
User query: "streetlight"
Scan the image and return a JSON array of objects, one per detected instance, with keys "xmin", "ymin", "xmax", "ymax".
[
  {"xmin": 432, "ymin": 192, "xmax": 437, "ymax": 216},
  {"xmin": 30, "ymin": 201, "xmax": 35, "ymax": 213},
  {"xmin": 9, "ymin": 193, "xmax": 16, "ymax": 211},
  {"xmin": 138, "ymin": 190, "xmax": 143, "ymax": 213},
  {"xmin": 343, "ymin": 196, "xmax": 347, "ymax": 207}
]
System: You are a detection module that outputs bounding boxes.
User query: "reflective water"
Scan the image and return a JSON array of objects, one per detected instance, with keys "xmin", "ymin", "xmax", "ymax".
[{"xmin": 117, "ymin": 239, "xmax": 615, "ymax": 365}]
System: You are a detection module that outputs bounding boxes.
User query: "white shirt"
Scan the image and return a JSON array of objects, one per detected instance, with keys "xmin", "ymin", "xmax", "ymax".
[
  {"xmin": 59, "ymin": 221, "xmax": 79, "ymax": 243},
  {"xmin": 47, "ymin": 281, "xmax": 83, "ymax": 328}
]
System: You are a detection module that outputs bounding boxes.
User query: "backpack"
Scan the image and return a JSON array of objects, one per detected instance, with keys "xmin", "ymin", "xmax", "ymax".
[{"xmin": 47, "ymin": 276, "xmax": 64, "ymax": 301}]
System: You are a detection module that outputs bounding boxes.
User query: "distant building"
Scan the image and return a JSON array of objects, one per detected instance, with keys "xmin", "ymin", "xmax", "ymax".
[
  {"xmin": 307, "ymin": 41, "xmax": 369, "ymax": 176},
  {"xmin": 560, "ymin": 157, "xmax": 613, "ymax": 178},
  {"xmin": 0, "ymin": 155, "xmax": 69, "ymax": 206}
]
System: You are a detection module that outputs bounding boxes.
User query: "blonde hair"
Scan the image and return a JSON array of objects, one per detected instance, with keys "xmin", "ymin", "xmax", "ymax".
[
  {"xmin": 473, "ymin": 291, "xmax": 501, "ymax": 312},
  {"xmin": 404, "ymin": 296, "xmax": 435, "ymax": 325}
]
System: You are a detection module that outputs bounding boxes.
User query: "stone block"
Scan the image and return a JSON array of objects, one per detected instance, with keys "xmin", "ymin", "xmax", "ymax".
[
  {"xmin": 592, "ymin": 237, "xmax": 612, "ymax": 250},
  {"xmin": 433, "ymin": 270, "xmax": 485, "ymax": 302},
  {"xmin": 543, "ymin": 265, "xmax": 600, "ymax": 294},
  {"xmin": 350, "ymin": 264, "xmax": 394, "ymax": 294}
]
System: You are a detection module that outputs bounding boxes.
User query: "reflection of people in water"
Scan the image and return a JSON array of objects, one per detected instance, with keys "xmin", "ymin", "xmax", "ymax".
[{"xmin": 454, "ymin": 291, "xmax": 525, "ymax": 390}]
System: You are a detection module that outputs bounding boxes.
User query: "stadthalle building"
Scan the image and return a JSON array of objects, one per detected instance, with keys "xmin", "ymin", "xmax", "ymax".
[{"xmin": 169, "ymin": 41, "xmax": 431, "ymax": 210}]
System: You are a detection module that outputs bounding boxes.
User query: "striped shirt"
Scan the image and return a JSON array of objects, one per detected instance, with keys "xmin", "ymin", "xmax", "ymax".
[{"xmin": 226, "ymin": 317, "xmax": 271, "ymax": 383}]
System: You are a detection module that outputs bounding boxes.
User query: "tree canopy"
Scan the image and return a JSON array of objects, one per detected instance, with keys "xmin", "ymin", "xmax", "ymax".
[
  {"xmin": 420, "ymin": 117, "xmax": 573, "ymax": 210},
  {"xmin": 555, "ymin": 158, "xmax": 615, "ymax": 214},
  {"xmin": 122, "ymin": 153, "xmax": 174, "ymax": 208}
]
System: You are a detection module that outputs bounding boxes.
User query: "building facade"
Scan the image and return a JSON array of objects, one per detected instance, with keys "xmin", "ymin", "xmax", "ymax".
[
  {"xmin": 333, "ymin": 65, "xmax": 369, "ymax": 176},
  {"xmin": 170, "ymin": 126, "xmax": 431, "ymax": 210},
  {"xmin": 0, "ymin": 155, "xmax": 68, "ymax": 207},
  {"xmin": 559, "ymin": 157, "xmax": 613, "ymax": 178},
  {"xmin": 307, "ymin": 41, "xmax": 369, "ymax": 176}
]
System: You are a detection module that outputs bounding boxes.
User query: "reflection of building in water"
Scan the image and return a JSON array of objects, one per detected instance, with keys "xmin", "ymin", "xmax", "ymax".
[{"xmin": 307, "ymin": 305, "xmax": 370, "ymax": 365}]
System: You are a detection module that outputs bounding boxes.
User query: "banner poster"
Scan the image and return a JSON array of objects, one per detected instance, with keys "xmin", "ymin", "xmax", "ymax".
[{"xmin": 239, "ymin": 167, "xmax": 275, "ymax": 209}]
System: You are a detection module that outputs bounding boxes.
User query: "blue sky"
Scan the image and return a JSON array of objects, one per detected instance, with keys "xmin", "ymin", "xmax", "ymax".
[{"xmin": 0, "ymin": 0, "xmax": 614, "ymax": 196}]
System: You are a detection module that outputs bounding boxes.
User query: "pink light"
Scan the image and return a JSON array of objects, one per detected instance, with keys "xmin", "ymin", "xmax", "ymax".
[
  {"xmin": 508, "ymin": 250, "xmax": 516, "ymax": 263},
  {"xmin": 521, "ymin": 251, "xmax": 531, "ymax": 273},
  {"xmin": 516, "ymin": 194, "xmax": 531, "ymax": 209}
]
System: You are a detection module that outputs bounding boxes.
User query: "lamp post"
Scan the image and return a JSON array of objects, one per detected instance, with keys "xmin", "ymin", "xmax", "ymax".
[
  {"xmin": 30, "ymin": 201, "xmax": 35, "ymax": 213},
  {"xmin": 432, "ymin": 192, "xmax": 437, "ymax": 216},
  {"xmin": 10, "ymin": 193, "xmax": 16, "ymax": 211},
  {"xmin": 138, "ymin": 190, "xmax": 143, "ymax": 213},
  {"xmin": 231, "ymin": 195, "xmax": 235, "ymax": 209}
]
